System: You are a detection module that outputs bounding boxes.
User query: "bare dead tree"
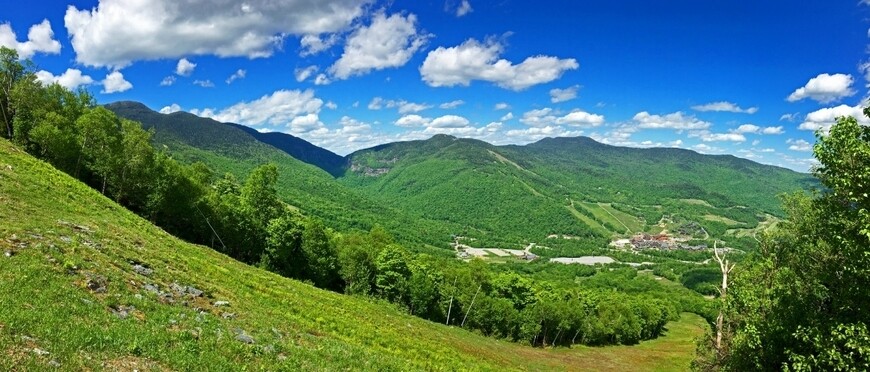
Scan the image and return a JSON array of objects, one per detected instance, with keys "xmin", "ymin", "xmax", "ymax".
[{"xmin": 713, "ymin": 241, "xmax": 736, "ymax": 353}]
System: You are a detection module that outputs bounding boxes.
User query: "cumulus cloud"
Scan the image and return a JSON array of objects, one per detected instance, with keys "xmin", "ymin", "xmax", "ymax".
[
  {"xmin": 520, "ymin": 108, "xmax": 604, "ymax": 128},
  {"xmin": 191, "ymin": 89, "xmax": 323, "ymax": 128},
  {"xmin": 799, "ymin": 104, "xmax": 870, "ymax": 132},
  {"xmin": 295, "ymin": 65, "xmax": 319, "ymax": 82},
  {"xmin": 101, "ymin": 71, "xmax": 132, "ymax": 93},
  {"xmin": 395, "ymin": 114, "xmax": 430, "ymax": 127},
  {"xmin": 494, "ymin": 102, "xmax": 510, "ymax": 110},
  {"xmin": 787, "ymin": 73, "xmax": 855, "ymax": 103},
  {"xmin": 439, "ymin": 100, "xmax": 465, "ymax": 109},
  {"xmin": 550, "ymin": 85, "xmax": 579, "ymax": 103},
  {"xmin": 328, "ymin": 12, "xmax": 430, "ymax": 79},
  {"xmin": 632, "ymin": 111, "xmax": 710, "ymax": 130},
  {"xmin": 175, "ymin": 58, "xmax": 196, "ymax": 76},
  {"xmin": 225, "ymin": 69, "xmax": 246, "ymax": 84},
  {"xmin": 430, "ymin": 115, "xmax": 470, "ymax": 128},
  {"xmin": 193, "ymin": 79, "xmax": 214, "ymax": 88},
  {"xmin": 500, "ymin": 112, "xmax": 514, "ymax": 121},
  {"xmin": 787, "ymin": 138, "xmax": 812, "ymax": 152},
  {"xmin": 159, "ymin": 103, "xmax": 181, "ymax": 114},
  {"xmin": 64, "ymin": 0, "xmax": 370, "ymax": 67},
  {"xmin": 300, "ymin": 33, "xmax": 340, "ymax": 56},
  {"xmin": 313, "ymin": 73, "xmax": 331, "ymax": 85},
  {"xmin": 420, "ymin": 38, "xmax": 578, "ymax": 90},
  {"xmin": 325, "ymin": 101, "xmax": 338, "ymax": 110},
  {"xmin": 160, "ymin": 76, "xmax": 176, "ymax": 86},
  {"xmin": 732, "ymin": 124, "xmax": 783, "ymax": 135},
  {"xmin": 393, "ymin": 114, "xmax": 470, "ymax": 128},
  {"xmin": 368, "ymin": 97, "xmax": 431, "ymax": 113},
  {"xmin": 691, "ymin": 101, "xmax": 758, "ymax": 114},
  {"xmin": 34, "ymin": 69, "xmax": 94, "ymax": 90},
  {"xmin": 455, "ymin": 0, "xmax": 473, "ymax": 17},
  {"xmin": 0, "ymin": 20, "xmax": 61, "ymax": 59},
  {"xmin": 504, "ymin": 126, "xmax": 584, "ymax": 143},
  {"xmin": 695, "ymin": 132, "xmax": 746, "ymax": 142},
  {"xmin": 779, "ymin": 112, "xmax": 800, "ymax": 122}
]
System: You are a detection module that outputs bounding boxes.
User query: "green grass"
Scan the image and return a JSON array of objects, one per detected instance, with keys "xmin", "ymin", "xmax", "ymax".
[{"xmin": 0, "ymin": 138, "xmax": 708, "ymax": 370}]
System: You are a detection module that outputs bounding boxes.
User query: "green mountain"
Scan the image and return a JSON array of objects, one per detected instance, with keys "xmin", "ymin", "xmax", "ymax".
[
  {"xmin": 341, "ymin": 134, "xmax": 815, "ymax": 246},
  {"xmin": 227, "ymin": 122, "xmax": 346, "ymax": 177},
  {"xmin": 0, "ymin": 138, "xmax": 707, "ymax": 371},
  {"xmin": 108, "ymin": 101, "xmax": 814, "ymax": 250},
  {"xmin": 105, "ymin": 102, "xmax": 455, "ymax": 247}
]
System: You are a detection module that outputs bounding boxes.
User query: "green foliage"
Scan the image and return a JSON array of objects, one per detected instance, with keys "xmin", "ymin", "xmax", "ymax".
[{"xmin": 705, "ymin": 111, "xmax": 870, "ymax": 370}]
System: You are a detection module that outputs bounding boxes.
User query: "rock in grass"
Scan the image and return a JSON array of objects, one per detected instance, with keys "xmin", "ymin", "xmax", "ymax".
[
  {"xmin": 132, "ymin": 264, "xmax": 153, "ymax": 277},
  {"xmin": 234, "ymin": 330, "xmax": 255, "ymax": 344},
  {"xmin": 32, "ymin": 348, "xmax": 49, "ymax": 356},
  {"xmin": 3, "ymin": 250, "xmax": 11, "ymax": 257},
  {"xmin": 214, "ymin": 300, "xmax": 230, "ymax": 307}
]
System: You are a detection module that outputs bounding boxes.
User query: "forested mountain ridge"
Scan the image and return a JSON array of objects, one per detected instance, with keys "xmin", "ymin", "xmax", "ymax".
[
  {"xmin": 341, "ymin": 132, "xmax": 816, "ymax": 246},
  {"xmin": 107, "ymin": 101, "xmax": 815, "ymax": 249},
  {"xmin": 105, "ymin": 101, "xmax": 458, "ymax": 246}
]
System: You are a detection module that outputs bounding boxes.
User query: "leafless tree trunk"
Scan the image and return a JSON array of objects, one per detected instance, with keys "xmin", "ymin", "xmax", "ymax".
[{"xmin": 713, "ymin": 241, "xmax": 735, "ymax": 353}]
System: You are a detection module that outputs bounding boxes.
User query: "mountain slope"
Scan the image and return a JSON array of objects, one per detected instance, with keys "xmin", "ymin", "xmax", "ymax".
[
  {"xmin": 105, "ymin": 102, "xmax": 455, "ymax": 246},
  {"xmin": 227, "ymin": 122, "xmax": 346, "ymax": 177},
  {"xmin": 341, "ymin": 134, "xmax": 815, "ymax": 245},
  {"xmin": 0, "ymin": 138, "xmax": 706, "ymax": 370}
]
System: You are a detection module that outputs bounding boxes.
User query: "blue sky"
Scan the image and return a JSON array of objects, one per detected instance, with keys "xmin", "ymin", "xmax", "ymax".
[{"xmin": 2, "ymin": 0, "xmax": 869, "ymax": 171}]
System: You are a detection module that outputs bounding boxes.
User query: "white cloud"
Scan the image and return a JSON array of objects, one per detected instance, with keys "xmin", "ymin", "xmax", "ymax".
[
  {"xmin": 101, "ymin": 71, "xmax": 132, "ymax": 93},
  {"xmin": 193, "ymin": 79, "xmax": 214, "ymax": 88},
  {"xmin": 398, "ymin": 101, "xmax": 431, "ymax": 114},
  {"xmin": 504, "ymin": 125, "xmax": 584, "ymax": 143},
  {"xmin": 520, "ymin": 108, "xmax": 604, "ymax": 128},
  {"xmin": 494, "ymin": 102, "xmax": 510, "ymax": 110},
  {"xmin": 226, "ymin": 69, "xmax": 246, "ymax": 84},
  {"xmin": 325, "ymin": 101, "xmax": 338, "ymax": 110},
  {"xmin": 159, "ymin": 76, "xmax": 176, "ymax": 86},
  {"xmin": 393, "ymin": 114, "xmax": 470, "ymax": 129},
  {"xmin": 420, "ymin": 38, "xmax": 578, "ymax": 91},
  {"xmin": 799, "ymin": 104, "xmax": 870, "ymax": 132},
  {"xmin": 787, "ymin": 73, "xmax": 855, "ymax": 103},
  {"xmin": 430, "ymin": 115, "xmax": 470, "ymax": 128},
  {"xmin": 329, "ymin": 12, "xmax": 430, "ymax": 79},
  {"xmin": 779, "ymin": 112, "xmax": 800, "ymax": 122},
  {"xmin": 159, "ymin": 103, "xmax": 181, "ymax": 114},
  {"xmin": 295, "ymin": 65, "xmax": 319, "ymax": 82},
  {"xmin": 191, "ymin": 89, "xmax": 323, "ymax": 128},
  {"xmin": 696, "ymin": 132, "xmax": 746, "ymax": 142},
  {"xmin": 395, "ymin": 114, "xmax": 430, "ymax": 127},
  {"xmin": 175, "ymin": 58, "xmax": 196, "ymax": 76},
  {"xmin": 288, "ymin": 113, "xmax": 324, "ymax": 133},
  {"xmin": 64, "ymin": 0, "xmax": 370, "ymax": 67},
  {"xmin": 300, "ymin": 33, "xmax": 340, "ymax": 56},
  {"xmin": 550, "ymin": 85, "xmax": 579, "ymax": 103},
  {"xmin": 632, "ymin": 111, "xmax": 710, "ymax": 130},
  {"xmin": 733, "ymin": 124, "xmax": 760, "ymax": 133},
  {"xmin": 34, "ymin": 69, "xmax": 94, "ymax": 90},
  {"xmin": 500, "ymin": 112, "xmax": 514, "ymax": 121},
  {"xmin": 761, "ymin": 126, "xmax": 784, "ymax": 135},
  {"xmin": 455, "ymin": 0, "xmax": 473, "ymax": 17},
  {"xmin": 692, "ymin": 143, "xmax": 724, "ymax": 154},
  {"xmin": 368, "ymin": 97, "xmax": 431, "ymax": 113},
  {"xmin": 313, "ymin": 73, "xmax": 331, "ymax": 85},
  {"xmin": 787, "ymin": 138, "xmax": 812, "ymax": 152},
  {"xmin": 439, "ymin": 100, "xmax": 465, "ymax": 109},
  {"xmin": 691, "ymin": 101, "xmax": 758, "ymax": 114},
  {"xmin": 0, "ymin": 20, "xmax": 61, "ymax": 59}
]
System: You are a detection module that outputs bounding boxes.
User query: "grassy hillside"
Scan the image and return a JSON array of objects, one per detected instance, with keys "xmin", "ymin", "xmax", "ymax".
[
  {"xmin": 0, "ymin": 138, "xmax": 706, "ymax": 370},
  {"xmin": 105, "ymin": 102, "xmax": 456, "ymax": 247},
  {"xmin": 342, "ymin": 134, "xmax": 815, "ymax": 246}
]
